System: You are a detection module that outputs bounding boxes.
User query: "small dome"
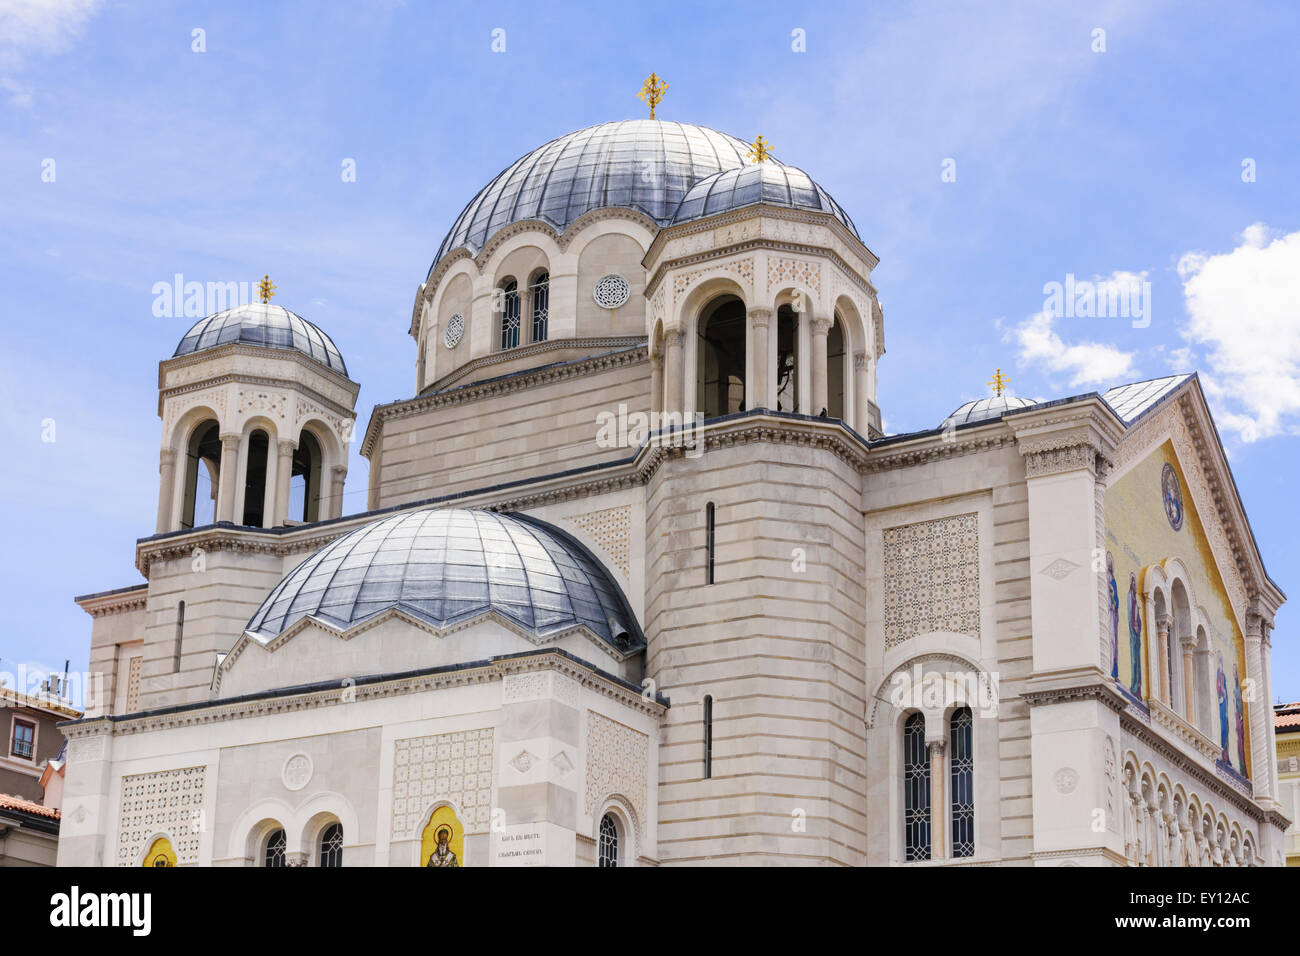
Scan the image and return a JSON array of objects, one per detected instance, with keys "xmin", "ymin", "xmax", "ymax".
[
  {"xmin": 172, "ymin": 302, "xmax": 347, "ymax": 376},
  {"xmin": 431, "ymin": 120, "xmax": 753, "ymax": 275},
  {"xmin": 245, "ymin": 508, "xmax": 641, "ymax": 651},
  {"xmin": 671, "ymin": 161, "xmax": 857, "ymax": 234},
  {"xmin": 941, "ymin": 394, "xmax": 1037, "ymax": 428}
]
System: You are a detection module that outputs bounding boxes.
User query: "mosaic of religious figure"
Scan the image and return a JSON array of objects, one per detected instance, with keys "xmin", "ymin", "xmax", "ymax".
[
  {"xmin": 1161, "ymin": 462, "xmax": 1184, "ymax": 532},
  {"xmin": 426, "ymin": 825, "xmax": 460, "ymax": 867},
  {"xmin": 1217, "ymin": 655, "xmax": 1230, "ymax": 763},
  {"xmin": 1127, "ymin": 573, "xmax": 1142, "ymax": 695},
  {"xmin": 421, "ymin": 805, "xmax": 465, "ymax": 868},
  {"xmin": 1107, "ymin": 552, "xmax": 1120, "ymax": 679}
]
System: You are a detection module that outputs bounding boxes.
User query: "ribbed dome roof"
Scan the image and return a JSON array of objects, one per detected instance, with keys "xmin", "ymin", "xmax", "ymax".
[
  {"xmin": 173, "ymin": 302, "xmax": 347, "ymax": 376},
  {"xmin": 671, "ymin": 161, "xmax": 857, "ymax": 234},
  {"xmin": 941, "ymin": 394, "xmax": 1038, "ymax": 428},
  {"xmin": 430, "ymin": 120, "xmax": 753, "ymax": 275},
  {"xmin": 245, "ymin": 508, "xmax": 641, "ymax": 652}
]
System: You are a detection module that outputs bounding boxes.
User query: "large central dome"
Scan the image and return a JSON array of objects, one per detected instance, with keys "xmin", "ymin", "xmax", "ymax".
[{"xmin": 430, "ymin": 120, "xmax": 753, "ymax": 275}]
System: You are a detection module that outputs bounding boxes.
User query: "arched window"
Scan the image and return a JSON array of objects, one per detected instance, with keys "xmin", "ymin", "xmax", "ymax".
[
  {"xmin": 776, "ymin": 305, "xmax": 800, "ymax": 413},
  {"xmin": 827, "ymin": 315, "xmax": 846, "ymax": 420},
  {"xmin": 319, "ymin": 822, "xmax": 343, "ymax": 868},
  {"xmin": 289, "ymin": 430, "xmax": 323, "ymax": 523},
  {"xmin": 703, "ymin": 695, "xmax": 714, "ymax": 779},
  {"xmin": 903, "ymin": 712, "xmax": 931, "ymax": 861},
  {"xmin": 240, "ymin": 429, "xmax": 270, "ymax": 526},
  {"xmin": 499, "ymin": 279, "xmax": 521, "ymax": 350},
  {"xmin": 264, "ymin": 828, "xmax": 286, "ymax": 868},
  {"xmin": 598, "ymin": 813, "xmax": 619, "ymax": 867},
  {"xmin": 530, "ymin": 272, "xmax": 549, "ymax": 342},
  {"xmin": 705, "ymin": 502, "xmax": 716, "ymax": 585},
  {"xmin": 949, "ymin": 707, "xmax": 974, "ymax": 858},
  {"xmin": 696, "ymin": 296, "xmax": 746, "ymax": 418},
  {"xmin": 180, "ymin": 420, "xmax": 221, "ymax": 529}
]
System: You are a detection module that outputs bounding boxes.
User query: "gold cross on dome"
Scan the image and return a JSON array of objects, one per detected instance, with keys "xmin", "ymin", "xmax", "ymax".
[
  {"xmin": 988, "ymin": 367, "xmax": 1010, "ymax": 397},
  {"xmin": 748, "ymin": 135, "xmax": 773, "ymax": 164},
  {"xmin": 639, "ymin": 73, "xmax": 668, "ymax": 119},
  {"xmin": 258, "ymin": 274, "xmax": 276, "ymax": 303}
]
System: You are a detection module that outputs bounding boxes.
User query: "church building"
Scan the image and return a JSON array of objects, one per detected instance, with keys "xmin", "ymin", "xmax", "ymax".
[{"xmin": 58, "ymin": 90, "xmax": 1290, "ymax": 866}]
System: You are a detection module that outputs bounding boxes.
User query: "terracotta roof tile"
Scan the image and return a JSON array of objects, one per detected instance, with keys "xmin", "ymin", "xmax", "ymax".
[
  {"xmin": 1274, "ymin": 704, "xmax": 1300, "ymax": 729},
  {"xmin": 0, "ymin": 793, "xmax": 60, "ymax": 819}
]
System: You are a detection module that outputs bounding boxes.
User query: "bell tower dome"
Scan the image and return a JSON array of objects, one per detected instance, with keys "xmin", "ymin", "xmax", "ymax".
[{"xmin": 156, "ymin": 296, "xmax": 359, "ymax": 532}]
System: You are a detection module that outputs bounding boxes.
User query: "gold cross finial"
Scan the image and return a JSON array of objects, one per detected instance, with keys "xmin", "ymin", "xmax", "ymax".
[
  {"xmin": 639, "ymin": 73, "xmax": 668, "ymax": 119},
  {"xmin": 988, "ymin": 367, "xmax": 1010, "ymax": 397},
  {"xmin": 257, "ymin": 274, "xmax": 276, "ymax": 303},
  {"xmin": 748, "ymin": 135, "xmax": 773, "ymax": 164}
]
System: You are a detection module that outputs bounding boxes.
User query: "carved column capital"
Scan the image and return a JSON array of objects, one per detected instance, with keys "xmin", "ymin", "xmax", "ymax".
[
  {"xmin": 277, "ymin": 439, "xmax": 297, "ymax": 457},
  {"xmin": 747, "ymin": 307, "xmax": 773, "ymax": 328},
  {"xmin": 219, "ymin": 433, "xmax": 241, "ymax": 450},
  {"xmin": 810, "ymin": 315, "xmax": 833, "ymax": 335},
  {"xmin": 662, "ymin": 328, "xmax": 684, "ymax": 348},
  {"xmin": 331, "ymin": 465, "xmax": 348, "ymax": 480},
  {"xmin": 160, "ymin": 448, "xmax": 178, "ymax": 468},
  {"xmin": 853, "ymin": 351, "xmax": 868, "ymax": 371}
]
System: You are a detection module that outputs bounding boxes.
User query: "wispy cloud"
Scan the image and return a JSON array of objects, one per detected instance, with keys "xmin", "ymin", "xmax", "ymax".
[{"xmin": 0, "ymin": 0, "xmax": 102, "ymax": 68}]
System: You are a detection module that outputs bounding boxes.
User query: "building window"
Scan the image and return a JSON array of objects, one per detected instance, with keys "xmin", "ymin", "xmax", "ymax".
[
  {"xmin": 530, "ymin": 272, "xmax": 549, "ymax": 342},
  {"xmin": 264, "ymin": 829, "xmax": 287, "ymax": 868},
  {"xmin": 499, "ymin": 279, "xmax": 521, "ymax": 350},
  {"xmin": 319, "ymin": 822, "xmax": 343, "ymax": 868},
  {"xmin": 703, "ymin": 695, "xmax": 713, "ymax": 779},
  {"xmin": 903, "ymin": 711, "xmax": 931, "ymax": 861},
  {"xmin": 705, "ymin": 502, "xmax": 716, "ymax": 585},
  {"xmin": 950, "ymin": 706, "xmax": 975, "ymax": 858},
  {"xmin": 10, "ymin": 718, "xmax": 34, "ymax": 760},
  {"xmin": 173, "ymin": 601, "xmax": 185, "ymax": 673},
  {"xmin": 598, "ymin": 813, "xmax": 619, "ymax": 867}
]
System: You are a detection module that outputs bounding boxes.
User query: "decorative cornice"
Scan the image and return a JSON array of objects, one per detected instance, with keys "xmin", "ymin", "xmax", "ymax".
[
  {"xmin": 1022, "ymin": 680, "xmax": 1128, "ymax": 713},
  {"xmin": 158, "ymin": 342, "xmax": 358, "ymax": 392},
  {"xmin": 157, "ymin": 368, "xmax": 358, "ymax": 424},
  {"xmin": 60, "ymin": 649, "xmax": 666, "ymax": 740},
  {"xmin": 1121, "ymin": 710, "xmax": 1263, "ymax": 820},
  {"xmin": 75, "ymin": 586, "xmax": 148, "ymax": 618},
  {"xmin": 363, "ymin": 346, "xmax": 648, "ymax": 457},
  {"xmin": 423, "ymin": 335, "xmax": 646, "ymax": 394},
  {"xmin": 135, "ymin": 523, "xmax": 359, "ymax": 578},
  {"xmin": 862, "ymin": 430, "xmax": 1017, "ymax": 475}
]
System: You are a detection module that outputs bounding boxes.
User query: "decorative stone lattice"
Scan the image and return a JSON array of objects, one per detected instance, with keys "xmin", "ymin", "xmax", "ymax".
[
  {"xmin": 768, "ymin": 256, "xmax": 821, "ymax": 294},
  {"xmin": 124, "ymin": 656, "xmax": 142, "ymax": 713},
  {"xmin": 443, "ymin": 312, "xmax": 464, "ymax": 349},
  {"xmin": 592, "ymin": 274, "xmax": 631, "ymax": 309},
  {"xmin": 585, "ymin": 711, "xmax": 648, "ymax": 825},
  {"xmin": 391, "ymin": 728, "xmax": 494, "ymax": 837},
  {"xmin": 882, "ymin": 513, "xmax": 980, "ymax": 648},
  {"xmin": 117, "ymin": 766, "xmax": 206, "ymax": 866},
  {"xmin": 502, "ymin": 670, "xmax": 581, "ymax": 708},
  {"xmin": 564, "ymin": 505, "xmax": 631, "ymax": 577},
  {"xmin": 671, "ymin": 257, "xmax": 754, "ymax": 304},
  {"xmin": 236, "ymin": 389, "xmax": 287, "ymax": 418}
]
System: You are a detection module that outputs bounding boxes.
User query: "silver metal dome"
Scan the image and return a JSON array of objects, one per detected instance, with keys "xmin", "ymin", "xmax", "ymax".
[
  {"xmin": 671, "ymin": 161, "xmax": 858, "ymax": 235},
  {"xmin": 245, "ymin": 508, "xmax": 641, "ymax": 651},
  {"xmin": 941, "ymin": 394, "xmax": 1037, "ymax": 428},
  {"xmin": 430, "ymin": 120, "xmax": 752, "ymax": 275},
  {"xmin": 173, "ymin": 302, "xmax": 347, "ymax": 376}
]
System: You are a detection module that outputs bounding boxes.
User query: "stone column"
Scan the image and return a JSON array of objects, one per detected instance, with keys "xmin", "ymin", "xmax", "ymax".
[
  {"xmin": 1180, "ymin": 633, "xmax": 1197, "ymax": 723},
  {"xmin": 274, "ymin": 439, "xmax": 296, "ymax": 526},
  {"xmin": 156, "ymin": 449, "xmax": 177, "ymax": 533},
  {"xmin": 928, "ymin": 739, "xmax": 946, "ymax": 860},
  {"xmin": 329, "ymin": 465, "xmax": 348, "ymax": 520},
  {"xmin": 748, "ymin": 308, "xmax": 772, "ymax": 412},
  {"xmin": 215, "ymin": 434, "xmax": 240, "ymax": 523},
  {"xmin": 662, "ymin": 329, "xmax": 684, "ymax": 419},
  {"xmin": 810, "ymin": 315, "xmax": 831, "ymax": 417},
  {"xmin": 1244, "ymin": 612, "xmax": 1270, "ymax": 800},
  {"xmin": 1156, "ymin": 613, "xmax": 1172, "ymax": 706}
]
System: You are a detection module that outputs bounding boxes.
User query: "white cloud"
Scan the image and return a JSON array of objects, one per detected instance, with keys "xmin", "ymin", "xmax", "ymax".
[
  {"xmin": 1009, "ymin": 310, "xmax": 1138, "ymax": 387},
  {"xmin": 1177, "ymin": 223, "xmax": 1300, "ymax": 442},
  {"xmin": 0, "ymin": 0, "xmax": 101, "ymax": 65}
]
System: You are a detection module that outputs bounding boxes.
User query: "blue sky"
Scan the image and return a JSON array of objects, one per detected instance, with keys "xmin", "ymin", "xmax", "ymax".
[{"xmin": 2, "ymin": 0, "xmax": 1299, "ymax": 702}]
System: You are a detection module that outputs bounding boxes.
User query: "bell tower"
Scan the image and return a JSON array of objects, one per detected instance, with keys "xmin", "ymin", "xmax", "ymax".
[{"xmin": 156, "ymin": 287, "xmax": 359, "ymax": 532}]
